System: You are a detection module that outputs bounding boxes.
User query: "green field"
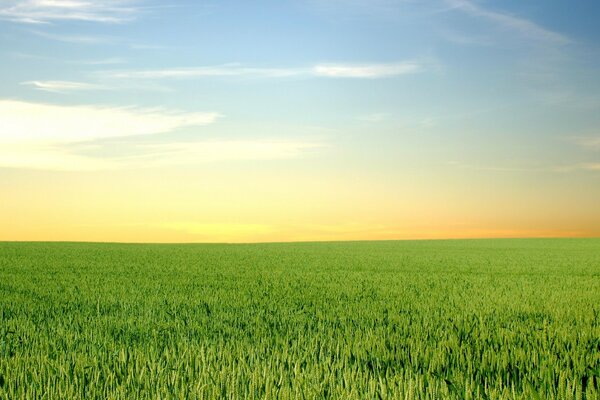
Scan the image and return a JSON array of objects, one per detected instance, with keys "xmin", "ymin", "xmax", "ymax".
[{"xmin": 0, "ymin": 239, "xmax": 599, "ymax": 399}]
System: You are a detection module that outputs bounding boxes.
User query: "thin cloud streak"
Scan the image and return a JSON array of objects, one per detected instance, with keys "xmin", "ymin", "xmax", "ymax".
[
  {"xmin": 313, "ymin": 62, "xmax": 421, "ymax": 78},
  {"xmin": 25, "ymin": 29, "xmax": 170, "ymax": 50},
  {"xmin": 581, "ymin": 163, "xmax": 600, "ymax": 171},
  {"xmin": 21, "ymin": 80, "xmax": 105, "ymax": 93},
  {"xmin": 554, "ymin": 163, "xmax": 600, "ymax": 172},
  {"xmin": 572, "ymin": 136, "xmax": 600, "ymax": 150},
  {"xmin": 105, "ymin": 61, "xmax": 423, "ymax": 80},
  {"xmin": 134, "ymin": 141, "xmax": 325, "ymax": 164},
  {"xmin": 438, "ymin": 28, "xmax": 492, "ymax": 46},
  {"xmin": 108, "ymin": 65, "xmax": 305, "ymax": 79},
  {"xmin": 81, "ymin": 57, "xmax": 127, "ymax": 65},
  {"xmin": 28, "ymin": 29, "xmax": 116, "ymax": 44},
  {"xmin": 0, "ymin": 0, "xmax": 140, "ymax": 24},
  {"xmin": 450, "ymin": 161, "xmax": 600, "ymax": 173},
  {"xmin": 357, "ymin": 113, "xmax": 389, "ymax": 123},
  {"xmin": 445, "ymin": 0, "xmax": 569, "ymax": 45}
]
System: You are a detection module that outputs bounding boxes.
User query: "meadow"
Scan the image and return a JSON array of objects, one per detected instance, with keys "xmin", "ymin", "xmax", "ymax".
[{"xmin": 0, "ymin": 239, "xmax": 599, "ymax": 399}]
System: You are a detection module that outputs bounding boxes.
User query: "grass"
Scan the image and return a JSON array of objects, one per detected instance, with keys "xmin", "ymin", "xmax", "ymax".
[{"xmin": 0, "ymin": 238, "xmax": 599, "ymax": 399}]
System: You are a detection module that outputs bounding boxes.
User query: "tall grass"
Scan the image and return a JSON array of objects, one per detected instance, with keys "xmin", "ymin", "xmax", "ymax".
[{"xmin": 0, "ymin": 239, "xmax": 599, "ymax": 399}]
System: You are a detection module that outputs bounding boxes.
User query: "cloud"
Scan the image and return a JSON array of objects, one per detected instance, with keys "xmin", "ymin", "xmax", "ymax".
[
  {"xmin": 445, "ymin": 0, "xmax": 569, "ymax": 45},
  {"xmin": 551, "ymin": 163, "xmax": 600, "ymax": 172},
  {"xmin": 81, "ymin": 57, "xmax": 126, "ymax": 65},
  {"xmin": 0, "ymin": 0, "xmax": 140, "ymax": 24},
  {"xmin": 306, "ymin": 0, "xmax": 432, "ymax": 21},
  {"xmin": 449, "ymin": 160, "xmax": 600, "ymax": 174},
  {"xmin": 105, "ymin": 61, "xmax": 423, "ymax": 80},
  {"xmin": 313, "ymin": 62, "xmax": 421, "ymax": 78},
  {"xmin": 21, "ymin": 80, "xmax": 104, "ymax": 93},
  {"xmin": 0, "ymin": 99, "xmax": 220, "ymax": 169},
  {"xmin": 572, "ymin": 136, "xmax": 600, "ymax": 150},
  {"xmin": 108, "ymin": 65, "xmax": 305, "ymax": 79},
  {"xmin": 0, "ymin": 145, "xmax": 115, "ymax": 170},
  {"xmin": 357, "ymin": 113, "xmax": 389, "ymax": 123},
  {"xmin": 28, "ymin": 29, "xmax": 116, "ymax": 43},
  {"xmin": 26, "ymin": 29, "xmax": 170, "ymax": 50},
  {"xmin": 0, "ymin": 140, "xmax": 324, "ymax": 171},
  {"xmin": 438, "ymin": 28, "xmax": 492, "ymax": 46},
  {"xmin": 0, "ymin": 100, "xmax": 219, "ymax": 144},
  {"xmin": 6, "ymin": 52, "xmax": 126, "ymax": 65},
  {"xmin": 581, "ymin": 163, "xmax": 600, "ymax": 171},
  {"xmin": 130, "ymin": 141, "xmax": 325, "ymax": 166},
  {"xmin": 0, "ymin": 100, "xmax": 324, "ymax": 170}
]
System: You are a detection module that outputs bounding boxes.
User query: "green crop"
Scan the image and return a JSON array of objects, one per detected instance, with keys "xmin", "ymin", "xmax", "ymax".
[{"xmin": 0, "ymin": 239, "xmax": 599, "ymax": 399}]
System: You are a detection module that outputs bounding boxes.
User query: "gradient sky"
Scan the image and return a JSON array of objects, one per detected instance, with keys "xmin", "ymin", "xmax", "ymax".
[{"xmin": 1, "ymin": 0, "xmax": 600, "ymax": 242}]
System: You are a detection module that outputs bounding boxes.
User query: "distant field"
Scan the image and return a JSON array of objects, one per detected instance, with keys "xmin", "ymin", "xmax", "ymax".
[{"xmin": 0, "ymin": 239, "xmax": 599, "ymax": 399}]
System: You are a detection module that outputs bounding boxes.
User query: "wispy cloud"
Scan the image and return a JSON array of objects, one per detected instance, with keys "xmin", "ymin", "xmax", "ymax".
[
  {"xmin": 581, "ymin": 163, "xmax": 600, "ymax": 171},
  {"xmin": 306, "ymin": 0, "xmax": 433, "ymax": 21},
  {"xmin": 81, "ymin": 57, "xmax": 126, "ymax": 65},
  {"xmin": 0, "ymin": 100, "xmax": 219, "ymax": 144},
  {"xmin": 0, "ymin": 0, "xmax": 140, "ymax": 24},
  {"xmin": 450, "ymin": 161, "xmax": 600, "ymax": 173},
  {"xmin": 132, "ymin": 141, "xmax": 324, "ymax": 165},
  {"xmin": 0, "ymin": 99, "xmax": 323, "ymax": 170},
  {"xmin": 26, "ymin": 29, "xmax": 170, "ymax": 50},
  {"xmin": 438, "ymin": 28, "xmax": 492, "ymax": 46},
  {"xmin": 313, "ymin": 62, "xmax": 421, "ymax": 78},
  {"xmin": 0, "ymin": 99, "xmax": 220, "ymax": 170},
  {"xmin": 0, "ymin": 139, "xmax": 325, "ymax": 171},
  {"xmin": 571, "ymin": 136, "xmax": 600, "ymax": 150},
  {"xmin": 28, "ymin": 29, "xmax": 116, "ymax": 43},
  {"xmin": 21, "ymin": 80, "xmax": 104, "ymax": 93},
  {"xmin": 108, "ymin": 65, "xmax": 305, "ymax": 79},
  {"xmin": 552, "ymin": 163, "xmax": 600, "ymax": 172},
  {"xmin": 6, "ymin": 52, "xmax": 126, "ymax": 65},
  {"xmin": 445, "ymin": 0, "xmax": 569, "ymax": 45},
  {"xmin": 357, "ymin": 113, "xmax": 389, "ymax": 123},
  {"xmin": 104, "ymin": 61, "xmax": 424, "ymax": 80}
]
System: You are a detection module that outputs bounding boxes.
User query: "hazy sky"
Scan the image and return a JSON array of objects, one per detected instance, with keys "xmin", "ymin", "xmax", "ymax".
[{"xmin": 1, "ymin": 0, "xmax": 600, "ymax": 242}]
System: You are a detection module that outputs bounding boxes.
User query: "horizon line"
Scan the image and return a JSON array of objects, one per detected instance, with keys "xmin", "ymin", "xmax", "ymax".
[{"xmin": 1, "ymin": 236, "xmax": 598, "ymax": 246}]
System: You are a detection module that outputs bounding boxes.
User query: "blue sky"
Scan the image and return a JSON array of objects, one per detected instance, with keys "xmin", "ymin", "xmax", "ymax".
[{"xmin": 1, "ymin": 0, "xmax": 599, "ymax": 241}]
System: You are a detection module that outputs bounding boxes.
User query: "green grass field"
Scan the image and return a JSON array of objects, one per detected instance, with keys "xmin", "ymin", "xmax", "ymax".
[{"xmin": 0, "ymin": 239, "xmax": 599, "ymax": 399}]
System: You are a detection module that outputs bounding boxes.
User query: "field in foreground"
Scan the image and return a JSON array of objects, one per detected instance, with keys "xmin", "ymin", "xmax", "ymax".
[{"xmin": 0, "ymin": 239, "xmax": 599, "ymax": 399}]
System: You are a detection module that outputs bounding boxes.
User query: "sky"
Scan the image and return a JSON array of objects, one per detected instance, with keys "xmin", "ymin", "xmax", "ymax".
[{"xmin": 1, "ymin": 0, "xmax": 600, "ymax": 243}]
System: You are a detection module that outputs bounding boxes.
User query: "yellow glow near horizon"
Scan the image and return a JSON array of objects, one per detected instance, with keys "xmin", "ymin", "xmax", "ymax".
[{"xmin": 1, "ymin": 166, "xmax": 599, "ymax": 243}]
